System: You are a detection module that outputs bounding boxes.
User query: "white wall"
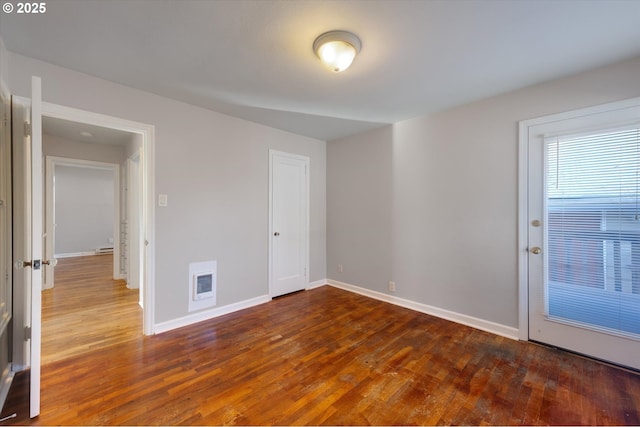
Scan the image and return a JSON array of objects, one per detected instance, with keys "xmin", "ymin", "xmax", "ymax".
[
  {"xmin": 327, "ymin": 126, "xmax": 393, "ymax": 291},
  {"xmin": 7, "ymin": 51, "xmax": 327, "ymax": 325},
  {"xmin": 328, "ymin": 55, "xmax": 640, "ymax": 331},
  {"xmin": 54, "ymin": 165, "xmax": 114, "ymax": 255}
]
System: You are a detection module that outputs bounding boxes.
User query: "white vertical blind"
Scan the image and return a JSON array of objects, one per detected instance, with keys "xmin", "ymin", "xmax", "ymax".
[{"xmin": 546, "ymin": 126, "xmax": 640, "ymax": 338}]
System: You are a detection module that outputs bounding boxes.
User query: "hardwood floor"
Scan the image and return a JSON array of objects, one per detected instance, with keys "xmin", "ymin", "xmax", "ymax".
[
  {"xmin": 41, "ymin": 255, "xmax": 142, "ymax": 364},
  {"xmin": 1, "ymin": 256, "xmax": 639, "ymax": 425}
]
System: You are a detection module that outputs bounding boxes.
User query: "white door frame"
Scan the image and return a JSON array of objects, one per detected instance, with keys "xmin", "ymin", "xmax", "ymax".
[
  {"xmin": 126, "ymin": 151, "xmax": 143, "ymax": 302},
  {"xmin": 39, "ymin": 101, "xmax": 155, "ymax": 336},
  {"xmin": 268, "ymin": 150, "xmax": 310, "ymax": 297},
  {"xmin": 0, "ymin": 78, "xmax": 14, "ymax": 409},
  {"xmin": 44, "ymin": 156, "xmax": 121, "ymax": 288}
]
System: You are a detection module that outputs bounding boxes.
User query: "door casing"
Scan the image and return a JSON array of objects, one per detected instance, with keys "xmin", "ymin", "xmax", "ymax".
[
  {"xmin": 44, "ymin": 156, "xmax": 122, "ymax": 288},
  {"xmin": 0, "ymin": 75, "xmax": 13, "ymax": 411}
]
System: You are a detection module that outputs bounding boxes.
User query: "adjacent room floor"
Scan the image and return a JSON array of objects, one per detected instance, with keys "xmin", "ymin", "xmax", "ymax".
[
  {"xmin": 41, "ymin": 255, "xmax": 142, "ymax": 365},
  {"xmin": 0, "ymin": 255, "xmax": 639, "ymax": 425}
]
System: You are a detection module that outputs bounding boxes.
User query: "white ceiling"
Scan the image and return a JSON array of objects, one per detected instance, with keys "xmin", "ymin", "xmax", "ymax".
[
  {"xmin": 42, "ymin": 116, "xmax": 134, "ymax": 146},
  {"xmin": 2, "ymin": 0, "xmax": 640, "ymax": 141}
]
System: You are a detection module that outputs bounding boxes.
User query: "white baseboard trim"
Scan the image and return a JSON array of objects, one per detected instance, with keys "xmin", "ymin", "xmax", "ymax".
[
  {"xmin": 55, "ymin": 251, "xmax": 97, "ymax": 258},
  {"xmin": 153, "ymin": 294, "xmax": 272, "ymax": 334},
  {"xmin": 326, "ymin": 279, "xmax": 519, "ymax": 340},
  {"xmin": 307, "ymin": 279, "xmax": 327, "ymax": 290}
]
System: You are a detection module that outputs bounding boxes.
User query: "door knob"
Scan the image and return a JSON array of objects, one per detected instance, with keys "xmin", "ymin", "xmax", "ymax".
[
  {"xmin": 14, "ymin": 259, "xmax": 58, "ymax": 269},
  {"xmin": 530, "ymin": 247, "xmax": 542, "ymax": 255},
  {"xmin": 15, "ymin": 260, "xmax": 31, "ymax": 269},
  {"xmin": 274, "ymin": 232, "xmax": 280, "ymax": 236}
]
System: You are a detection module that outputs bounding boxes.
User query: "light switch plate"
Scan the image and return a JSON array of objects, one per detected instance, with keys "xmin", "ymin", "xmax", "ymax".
[{"xmin": 158, "ymin": 194, "xmax": 168, "ymax": 207}]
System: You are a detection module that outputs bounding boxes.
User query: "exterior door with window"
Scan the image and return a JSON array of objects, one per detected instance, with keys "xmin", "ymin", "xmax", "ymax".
[{"xmin": 523, "ymin": 99, "xmax": 640, "ymax": 370}]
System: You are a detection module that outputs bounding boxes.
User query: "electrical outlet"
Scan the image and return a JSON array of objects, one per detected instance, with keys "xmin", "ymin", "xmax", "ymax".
[
  {"xmin": 338, "ymin": 264, "xmax": 343, "ymax": 273},
  {"xmin": 388, "ymin": 281, "xmax": 396, "ymax": 292}
]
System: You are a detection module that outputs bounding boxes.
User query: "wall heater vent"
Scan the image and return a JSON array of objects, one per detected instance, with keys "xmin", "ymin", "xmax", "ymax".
[
  {"xmin": 188, "ymin": 260, "xmax": 217, "ymax": 312},
  {"xmin": 95, "ymin": 246, "xmax": 114, "ymax": 255}
]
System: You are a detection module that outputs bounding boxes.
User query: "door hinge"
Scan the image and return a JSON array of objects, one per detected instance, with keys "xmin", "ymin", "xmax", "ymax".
[
  {"xmin": 24, "ymin": 326, "xmax": 31, "ymax": 341},
  {"xmin": 24, "ymin": 121, "xmax": 31, "ymax": 137}
]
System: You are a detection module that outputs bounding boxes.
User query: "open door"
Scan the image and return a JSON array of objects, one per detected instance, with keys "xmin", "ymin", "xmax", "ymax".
[
  {"xmin": 13, "ymin": 76, "xmax": 48, "ymax": 418},
  {"xmin": 28, "ymin": 76, "xmax": 44, "ymax": 419}
]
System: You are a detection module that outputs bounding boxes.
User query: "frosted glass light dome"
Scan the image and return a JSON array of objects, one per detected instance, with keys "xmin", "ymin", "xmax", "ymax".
[{"xmin": 313, "ymin": 31, "xmax": 362, "ymax": 73}]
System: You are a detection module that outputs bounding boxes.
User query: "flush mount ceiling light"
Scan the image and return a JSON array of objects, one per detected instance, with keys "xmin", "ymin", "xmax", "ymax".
[
  {"xmin": 313, "ymin": 30, "xmax": 361, "ymax": 73},
  {"xmin": 80, "ymin": 131, "xmax": 93, "ymax": 138}
]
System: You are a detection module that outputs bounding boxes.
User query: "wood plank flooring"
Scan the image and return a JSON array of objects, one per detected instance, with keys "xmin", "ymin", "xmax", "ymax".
[
  {"xmin": 1, "ymin": 255, "xmax": 639, "ymax": 425},
  {"xmin": 41, "ymin": 255, "xmax": 141, "ymax": 364}
]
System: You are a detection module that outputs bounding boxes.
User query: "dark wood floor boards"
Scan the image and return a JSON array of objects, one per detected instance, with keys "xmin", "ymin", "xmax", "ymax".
[{"xmin": 0, "ymin": 254, "xmax": 639, "ymax": 425}]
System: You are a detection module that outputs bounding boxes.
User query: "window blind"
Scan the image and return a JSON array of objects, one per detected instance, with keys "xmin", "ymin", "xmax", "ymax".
[{"xmin": 546, "ymin": 126, "xmax": 640, "ymax": 338}]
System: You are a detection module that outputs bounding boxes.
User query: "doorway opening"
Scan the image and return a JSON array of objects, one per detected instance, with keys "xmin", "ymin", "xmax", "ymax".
[
  {"xmin": 44, "ymin": 157, "xmax": 121, "ymax": 288},
  {"xmin": 41, "ymin": 119, "xmax": 143, "ymax": 364},
  {"xmin": 38, "ymin": 102, "xmax": 155, "ymax": 337}
]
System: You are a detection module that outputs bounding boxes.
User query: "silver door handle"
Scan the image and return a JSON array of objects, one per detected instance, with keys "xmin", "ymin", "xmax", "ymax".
[{"xmin": 274, "ymin": 232, "xmax": 280, "ymax": 236}]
